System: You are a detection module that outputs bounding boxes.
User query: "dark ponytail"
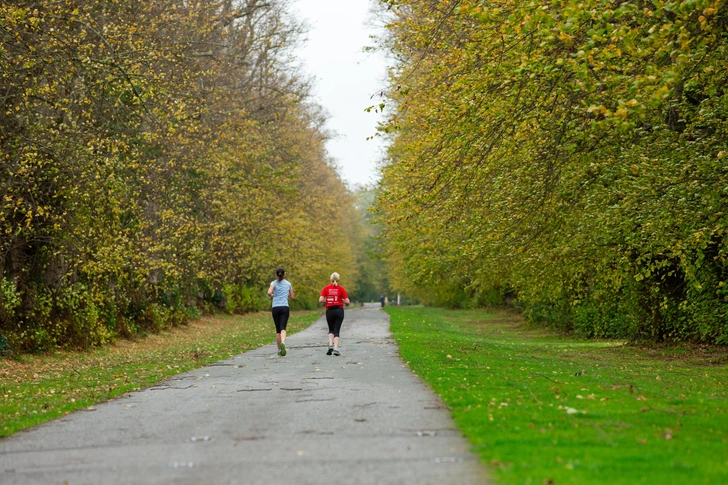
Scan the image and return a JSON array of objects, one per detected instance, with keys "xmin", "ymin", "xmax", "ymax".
[{"xmin": 275, "ymin": 267, "xmax": 285, "ymax": 281}]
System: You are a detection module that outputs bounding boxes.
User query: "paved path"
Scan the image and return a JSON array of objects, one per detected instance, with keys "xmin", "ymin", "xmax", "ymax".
[{"xmin": 0, "ymin": 304, "xmax": 489, "ymax": 484}]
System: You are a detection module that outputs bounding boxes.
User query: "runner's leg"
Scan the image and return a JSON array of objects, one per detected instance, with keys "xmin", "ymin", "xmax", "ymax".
[
  {"xmin": 326, "ymin": 309, "xmax": 336, "ymax": 351},
  {"xmin": 272, "ymin": 307, "xmax": 284, "ymax": 351},
  {"xmin": 332, "ymin": 308, "xmax": 344, "ymax": 351},
  {"xmin": 280, "ymin": 308, "xmax": 289, "ymax": 344}
]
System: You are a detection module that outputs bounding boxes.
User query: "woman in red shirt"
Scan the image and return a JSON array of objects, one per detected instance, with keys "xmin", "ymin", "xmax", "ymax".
[{"xmin": 319, "ymin": 272, "xmax": 350, "ymax": 356}]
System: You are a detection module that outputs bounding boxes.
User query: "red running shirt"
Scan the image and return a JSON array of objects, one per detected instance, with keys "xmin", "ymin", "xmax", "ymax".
[{"xmin": 321, "ymin": 284, "xmax": 348, "ymax": 308}]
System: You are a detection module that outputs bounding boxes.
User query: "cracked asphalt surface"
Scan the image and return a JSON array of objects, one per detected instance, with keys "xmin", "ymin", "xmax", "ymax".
[{"xmin": 0, "ymin": 303, "xmax": 489, "ymax": 484}]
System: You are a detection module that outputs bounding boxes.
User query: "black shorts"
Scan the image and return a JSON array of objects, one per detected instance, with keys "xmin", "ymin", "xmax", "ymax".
[
  {"xmin": 326, "ymin": 306, "xmax": 345, "ymax": 337},
  {"xmin": 271, "ymin": 306, "xmax": 290, "ymax": 333}
]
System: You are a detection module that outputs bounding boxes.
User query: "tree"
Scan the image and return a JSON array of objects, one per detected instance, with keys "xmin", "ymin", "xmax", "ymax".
[
  {"xmin": 375, "ymin": 0, "xmax": 728, "ymax": 342},
  {"xmin": 0, "ymin": 0, "xmax": 362, "ymax": 351}
]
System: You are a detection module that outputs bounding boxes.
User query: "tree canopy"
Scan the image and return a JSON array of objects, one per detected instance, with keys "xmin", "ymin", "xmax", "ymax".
[
  {"xmin": 375, "ymin": 0, "xmax": 728, "ymax": 342},
  {"xmin": 1, "ymin": 0, "xmax": 362, "ymax": 351}
]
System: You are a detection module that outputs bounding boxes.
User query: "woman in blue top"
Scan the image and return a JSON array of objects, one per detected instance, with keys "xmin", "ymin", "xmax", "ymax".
[{"xmin": 267, "ymin": 267, "xmax": 295, "ymax": 356}]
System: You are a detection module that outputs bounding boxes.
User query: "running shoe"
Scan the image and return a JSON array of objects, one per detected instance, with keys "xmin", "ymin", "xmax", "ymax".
[
  {"xmin": 326, "ymin": 346, "xmax": 333, "ymax": 355},
  {"xmin": 280, "ymin": 342, "xmax": 287, "ymax": 356},
  {"xmin": 333, "ymin": 349, "xmax": 340, "ymax": 356}
]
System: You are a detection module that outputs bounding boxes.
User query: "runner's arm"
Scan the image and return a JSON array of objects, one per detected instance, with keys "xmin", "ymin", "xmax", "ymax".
[
  {"xmin": 267, "ymin": 283, "xmax": 274, "ymax": 299},
  {"xmin": 342, "ymin": 288, "xmax": 350, "ymax": 306}
]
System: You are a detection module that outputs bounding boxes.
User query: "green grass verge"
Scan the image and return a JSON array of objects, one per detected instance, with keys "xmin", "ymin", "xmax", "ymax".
[
  {"xmin": 385, "ymin": 306, "xmax": 728, "ymax": 485},
  {"xmin": 0, "ymin": 310, "xmax": 321, "ymax": 438}
]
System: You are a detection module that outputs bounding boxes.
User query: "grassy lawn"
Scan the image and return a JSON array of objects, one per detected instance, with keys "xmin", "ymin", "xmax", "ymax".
[
  {"xmin": 385, "ymin": 306, "xmax": 728, "ymax": 485},
  {"xmin": 0, "ymin": 310, "xmax": 321, "ymax": 438}
]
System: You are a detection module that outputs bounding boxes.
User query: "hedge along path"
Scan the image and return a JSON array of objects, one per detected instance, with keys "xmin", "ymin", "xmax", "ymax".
[
  {"xmin": 0, "ymin": 310, "xmax": 322, "ymax": 437},
  {"xmin": 2, "ymin": 1, "xmax": 362, "ymax": 353},
  {"xmin": 375, "ymin": 0, "xmax": 728, "ymax": 343}
]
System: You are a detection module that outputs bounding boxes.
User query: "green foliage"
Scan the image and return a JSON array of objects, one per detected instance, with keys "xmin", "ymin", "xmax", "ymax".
[
  {"xmin": 348, "ymin": 188, "xmax": 392, "ymax": 302},
  {"xmin": 222, "ymin": 284, "xmax": 268, "ymax": 314},
  {"xmin": 0, "ymin": 278, "xmax": 21, "ymax": 319},
  {"xmin": 375, "ymin": 0, "xmax": 728, "ymax": 342},
  {"xmin": 0, "ymin": 1, "xmax": 362, "ymax": 351},
  {"xmin": 387, "ymin": 306, "xmax": 728, "ymax": 484}
]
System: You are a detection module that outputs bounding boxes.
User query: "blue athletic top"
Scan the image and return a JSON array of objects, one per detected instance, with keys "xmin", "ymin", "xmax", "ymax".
[{"xmin": 270, "ymin": 279, "xmax": 292, "ymax": 308}]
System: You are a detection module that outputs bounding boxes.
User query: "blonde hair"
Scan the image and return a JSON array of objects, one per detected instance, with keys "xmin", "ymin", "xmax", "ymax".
[{"xmin": 330, "ymin": 272, "xmax": 340, "ymax": 287}]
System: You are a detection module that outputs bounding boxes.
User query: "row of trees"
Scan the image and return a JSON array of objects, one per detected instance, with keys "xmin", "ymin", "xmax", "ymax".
[
  {"xmin": 1, "ymin": 0, "xmax": 364, "ymax": 352},
  {"xmin": 375, "ymin": 0, "xmax": 728, "ymax": 342}
]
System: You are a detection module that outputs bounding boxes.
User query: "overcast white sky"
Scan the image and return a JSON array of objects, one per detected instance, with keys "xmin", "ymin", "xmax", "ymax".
[{"xmin": 291, "ymin": 0, "xmax": 387, "ymax": 188}]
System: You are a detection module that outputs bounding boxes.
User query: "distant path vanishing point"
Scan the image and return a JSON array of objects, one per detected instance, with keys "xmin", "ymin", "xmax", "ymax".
[{"xmin": 0, "ymin": 303, "xmax": 489, "ymax": 485}]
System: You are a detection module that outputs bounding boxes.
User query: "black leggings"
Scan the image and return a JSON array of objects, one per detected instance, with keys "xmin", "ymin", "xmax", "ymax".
[
  {"xmin": 271, "ymin": 306, "xmax": 290, "ymax": 334},
  {"xmin": 326, "ymin": 306, "xmax": 345, "ymax": 338}
]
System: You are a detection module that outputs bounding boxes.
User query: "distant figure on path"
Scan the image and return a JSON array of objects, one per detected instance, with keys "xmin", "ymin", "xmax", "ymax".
[
  {"xmin": 380, "ymin": 295, "xmax": 385, "ymax": 307},
  {"xmin": 268, "ymin": 267, "xmax": 294, "ymax": 356},
  {"xmin": 319, "ymin": 272, "xmax": 350, "ymax": 356}
]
